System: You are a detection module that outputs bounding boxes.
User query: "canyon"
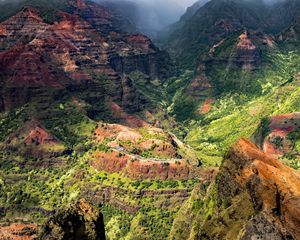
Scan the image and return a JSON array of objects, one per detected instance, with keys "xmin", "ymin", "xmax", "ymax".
[{"xmin": 0, "ymin": 0, "xmax": 300, "ymax": 239}]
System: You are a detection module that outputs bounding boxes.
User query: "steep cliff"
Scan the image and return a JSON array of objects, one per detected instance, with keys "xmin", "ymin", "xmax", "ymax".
[{"xmin": 170, "ymin": 138, "xmax": 300, "ymax": 240}]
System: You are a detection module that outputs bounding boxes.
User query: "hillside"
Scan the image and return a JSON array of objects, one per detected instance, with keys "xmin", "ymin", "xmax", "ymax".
[
  {"xmin": 1, "ymin": 0, "xmax": 300, "ymax": 239},
  {"xmin": 170, "ymin": 138, "xmax": 300, "ymax": 240},
  {"xmin": 164, "ymin": 0, "xmax": 300, "ymax": 68},
  {"xmin": 155, "ymin": 0, "xmax": 300, "ymax": 170},
  {"xmin": 0, "ymin": 0, "xmax": 208, "ymax": 239}
]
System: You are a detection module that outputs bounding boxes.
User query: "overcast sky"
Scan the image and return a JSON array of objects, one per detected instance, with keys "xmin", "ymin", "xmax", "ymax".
[
  {"xmin": 106, "ymin": 0, "xmax": 202, "ymax": 33},
  {"xmin": 135, "ymin": 0, "xmax": 197, "ymax": 8}
]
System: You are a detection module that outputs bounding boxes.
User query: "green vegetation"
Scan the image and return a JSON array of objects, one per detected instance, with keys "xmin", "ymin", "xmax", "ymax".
[
  {"xmin": 0, "ymin": 0, "xmax": 71, "ymax": 23},
  {"xmin": 1, "ymin": 0, "xmax": 300, "ymax": 238},
  {"xmin": 170, "ymin": 50, "xmax": 300, "ymax": 167}
]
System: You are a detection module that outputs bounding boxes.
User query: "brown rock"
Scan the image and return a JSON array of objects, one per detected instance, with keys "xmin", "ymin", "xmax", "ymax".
[{"xmin": 219, "ymin": 138, "xmax": 300, "ymax": 239}]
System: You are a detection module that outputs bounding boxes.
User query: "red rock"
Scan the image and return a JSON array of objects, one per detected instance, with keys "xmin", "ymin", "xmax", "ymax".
[
  {"xmin": 0, "ymin": 223, "xmax": 37, "ymax": 240},
  {"xmin": 0, "ymin": 44, "xmax": 64, "ymax": 88},
  {"xmin": 221, "ymin": 138, "xmax": 300, "ymax": 239},
  {"xmin": 237, "ymin": 31, "xmax": 256, "ymax": 50},
  {"xmin": 24, "ymin": 126, "xmax": 57, "ymax": 146},
  {"xmin": 91, "ymin": 151, "xmax": 191, "ymax": 180},
  {"xmin": 0, "ymin": 2, "xmax": 167, "ymax": 113},
  {"xmin": 261, "ymin": 113, "xmax": 300, "ymax": 158},
  {"xmin": 0, "ymin": 25, "xmax": 7, "ymax": 37},
  {"xmin": 126, "ymin": 34, "xmax": 155, "ymax": 53},
  {"xmin": 91, "ymin": 151, "xmax": 131, "ymax": 173},
  {"xmin": 199, "ymin": 98, "xmax": 213, "ymax": 114}
]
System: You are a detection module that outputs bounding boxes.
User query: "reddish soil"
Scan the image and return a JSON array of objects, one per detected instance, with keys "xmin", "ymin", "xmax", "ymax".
[
  {"xmin": 237, "ymin": 31, "xmax": 256, "ymax": 50},
  {"xmin": 24, "ymin": 126, "xmax": 57, "ymax": 146},
  {"xmin": 0, "ymin": 44, "xmax": 64, "ymax": 88},
  {"xmin": 0, "ymin": 223, "xmax": 37, "ymax": 240},
  {"xmin": 24, "ymin": 7, "xmax": 44, "ymax": 23},
  {"xmin": 262, "ymin": 113, "xmax": 300, "ymax": 158},
  {"xmin": 94, "ymin": 123, "xmax": 142, "ymax": 143},
  {"xmin": 91, "ymin": 151, "xmax": 132, "ymax": 173},
  {"xmin": 199, "ymin": 98, "xmax": 213, "ymax": 114},
  {"xmin": 91, "ymin": 151, "xmax": 191, "ymax": 180},
  {"xmin": 227, "ymin": 138, "xmax": 300, "ymax": 239},
  {"xmin": 94, "ymin": 123, "xmax": 178, "ymax": 158},
  {"xmin": 0, "ymin": 3, "xmax": 162, "ymax": 112},
  {"xmin": 125, "ymin": 159, "xmax": 190, "ymax": 180},
  {"xmin": 4, "ymin": 119, "xmax": 63, "ymax": 158},
  {"xmin": 92, "ymin": 121, "xmax": 195, "ymax": 180},
  {"xmin": 0, "ymin": 25, "xmax": 6, "ymax": 37}
]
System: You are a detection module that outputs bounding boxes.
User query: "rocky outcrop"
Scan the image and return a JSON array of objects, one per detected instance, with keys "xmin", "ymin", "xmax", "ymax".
[
  {"xmin": 90, "ymin": 151, "xmax": 191, "ymax": 180},
  {"xmin": 94, "ymin": 123, "xmax": 179, "ymax": 159},
  {"xmin": 235, "ymin": 31, "xmax": 261, "ymax": 71},
  {"xmin": 207, "ymin": 138, "xmax": 300, "ymax": 239},
  {"xmin": 23, "ymin": 122, "xmax": 58, "ymax": 146},
  {"xmin": 67, "ymin": 0, "xmax": 135, "ymax": 34},
  {"xmin": 171, "ymin": 138, "xmax": 300, "ymax": 240},
  {"xmin": 205, "ymin": 30, "xmax": 263, "ymax": 72},
  {"xmin": 91, "ymin": 122, "xmax": 210, "ymax": 180},
  {"xmin": 40, "ymin": 199, "xmax": 105, "ymax": 240},
  {"xmin": 217, "ymin": 138, "xmax": 300, "ymax": 239}
]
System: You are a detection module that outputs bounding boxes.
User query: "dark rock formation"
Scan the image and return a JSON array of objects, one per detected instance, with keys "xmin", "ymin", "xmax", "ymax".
[{"xmin": 40, "ymin": 199, "xmax": 105, "ymax": 240}]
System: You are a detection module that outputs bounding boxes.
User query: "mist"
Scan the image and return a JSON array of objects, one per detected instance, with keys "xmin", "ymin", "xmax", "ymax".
[
  {"xmin": 98, "ymin": 0, "xmax": 287, "ymax": 36},
  {"xmin": 0, "ymin": 0, "xmax": 290, "ymax": 35},
  {"xmin": 98, "ymin": 0, "xmax": 203, "ymax": 36}
]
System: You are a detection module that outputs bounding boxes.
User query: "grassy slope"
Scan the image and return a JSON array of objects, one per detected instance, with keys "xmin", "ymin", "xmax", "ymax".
[{"xmin": 184, "ymin": 49, "xmax": 300, "ymax": 167}]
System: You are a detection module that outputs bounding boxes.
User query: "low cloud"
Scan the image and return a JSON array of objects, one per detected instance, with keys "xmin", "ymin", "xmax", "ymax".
[{"xmin": 99, "ymin": 0, "xmax": 199, "ymax": 34}]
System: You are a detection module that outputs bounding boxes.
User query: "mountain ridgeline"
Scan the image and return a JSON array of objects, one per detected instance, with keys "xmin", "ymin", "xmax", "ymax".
[
  {"xmin": 0, "ymin": 0, "xmax": 300, "ymax": 239},
  {"xmin": 165, "ymin": 0, "xmax": 300, "ymax": 69}
]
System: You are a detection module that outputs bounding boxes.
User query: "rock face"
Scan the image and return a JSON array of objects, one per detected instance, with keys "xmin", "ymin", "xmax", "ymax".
[
  {"xmin": 40, "ymin": 199, "xmax": 105, "ymax": 240},
  {"xmin": 170, "ymin": 138, "xmax": 300, "ymax": 240},
  {"xmin": 0, "ymin": 1, "xmax": 170, "ymax": 114},
  {"xmin": 91, "ymin": 152, "xmax": 191, "ymax": 180},
  {"xmin": 214, "ymin": 138, "xmax": 300, "ymax": 239},
  {"xmin": 67, "ymin": 0, "xmax": 136, "ymax": 34}
]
